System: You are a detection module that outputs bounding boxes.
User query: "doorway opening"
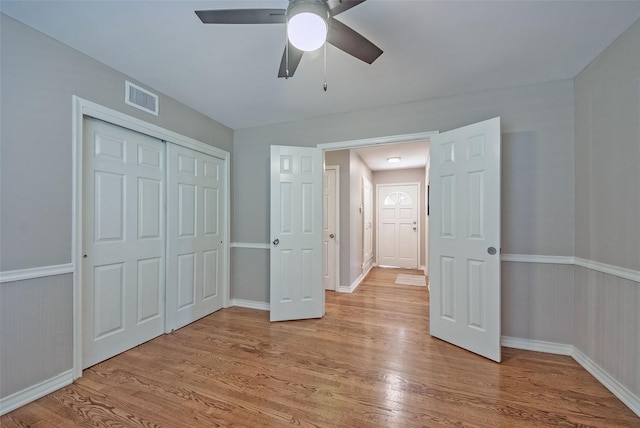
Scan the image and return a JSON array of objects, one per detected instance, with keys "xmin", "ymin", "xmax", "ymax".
[{"xmin": 321, "ymin": 135, "xmax": 432, "ymax": 293}]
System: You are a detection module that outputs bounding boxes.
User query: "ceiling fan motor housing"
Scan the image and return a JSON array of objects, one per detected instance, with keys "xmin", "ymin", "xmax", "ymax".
[{"xmin": 287, "ymin": 0, "xmax": 330, "ymax": 21}]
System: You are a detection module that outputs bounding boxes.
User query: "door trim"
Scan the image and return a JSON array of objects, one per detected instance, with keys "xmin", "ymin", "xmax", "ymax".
[{"xmin": 72, "ymin": 96, "xmax": 230, "ymax": 379}]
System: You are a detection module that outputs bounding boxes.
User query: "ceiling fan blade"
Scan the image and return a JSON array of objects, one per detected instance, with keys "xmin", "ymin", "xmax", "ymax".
[
  {"xmin": 278, "ymin": 42, "xmax": 304, "ymax": 78},
  {"xmin": 327, "ymin": 18, "xmax": 382, "ymax": 64},
  {"xmin": 195, "ymin": 9, "xmax": 286, "ymax": 24},
  {"xmin": 327, "ymin": 0, "xmax": 367, "ymax": 16}
]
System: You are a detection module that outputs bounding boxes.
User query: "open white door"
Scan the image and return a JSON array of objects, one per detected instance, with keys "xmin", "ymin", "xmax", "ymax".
[
  {"xmin": 429, "ymin": 117, "xmax": 501, "ymax": 362},
  {"xmin": 270, "ymin": 145, "xmax": 324, "ymax": 322}
]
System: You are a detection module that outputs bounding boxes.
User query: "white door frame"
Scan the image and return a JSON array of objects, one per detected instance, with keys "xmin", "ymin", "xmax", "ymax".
[
  {"xmin": 375, "ymin": 182, "xmax": 421, "ymax": 269},
  {"xmin": 319, "ymin": 132, "xmax": 436, "ymax": 282},
  {"xmin": 71, "ymin": 96, "xmax": 230, "ymax": 379},
  {"xmin": 324, "ymin": 165, "xmax": 340, "ymax": 291}
]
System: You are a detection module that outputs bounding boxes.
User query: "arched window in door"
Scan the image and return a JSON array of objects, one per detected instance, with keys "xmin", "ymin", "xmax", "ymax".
[{"xmin": 383, "ymin": 191, "xmax": 412, "ymax": 206}]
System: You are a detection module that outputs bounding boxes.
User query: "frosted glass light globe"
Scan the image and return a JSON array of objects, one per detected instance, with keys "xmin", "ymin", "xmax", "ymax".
[{"xmin": 287, "ymin": 12, "xmax": 328, "ymax": 52}]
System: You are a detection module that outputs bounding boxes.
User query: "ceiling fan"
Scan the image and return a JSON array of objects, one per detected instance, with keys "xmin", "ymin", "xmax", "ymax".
[{"xmin": 195, "ymin": 0, "xmax": 383, "ymax": 78}]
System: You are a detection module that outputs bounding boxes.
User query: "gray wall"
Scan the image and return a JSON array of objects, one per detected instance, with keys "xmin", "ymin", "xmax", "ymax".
[
  {"xmin": 372, "ymin": 168, "xmax": 427, "ymax": 268},
  {"xmin": 573, "ymin": 19, "xmax": 640, "ymax": 398},
  {"xmin": 232, "ymin": 79, "xmax": 575, "ymax": 302},
  {"xmin": 574, "ymin": 19, "xmax": 640, "ymax": 272},
  {"xmin": 0, "ymin": 15, "xmax": 233, "ymax": 400},
  {"xmin": 1, "ymin": 15, "xmax": 233, "ymax": 271},
  {"xmin": 348, "ymin": 152, "xmax": 372, "ymax": 284},
  {"xmin": 321, "ymin": 150, "xmax": 373, "ymax": 289}
]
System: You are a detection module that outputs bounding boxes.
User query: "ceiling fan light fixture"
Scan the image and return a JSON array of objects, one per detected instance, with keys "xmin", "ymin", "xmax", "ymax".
[{"xmin": 287, "ymin": 1, "xmax": 329, "ymax": 52}]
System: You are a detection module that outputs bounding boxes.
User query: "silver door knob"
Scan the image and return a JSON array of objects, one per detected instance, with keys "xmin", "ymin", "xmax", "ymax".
[
  {"xmin": 273, "ymin": 238, "xmax": 279, "ymax": 246},
  {"xmin": 329, "ymin": 233, "xmax": 335, "ymax": 238},
  {"xmin": 487, "ymin": 247, "xmax": 497, "ymax": 255}
]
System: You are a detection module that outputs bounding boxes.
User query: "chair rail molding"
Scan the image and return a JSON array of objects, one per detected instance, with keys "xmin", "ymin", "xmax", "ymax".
[
  {"xmin": 0, "ymin": 263, "xmax": 74, "ymax": 284},
  {"xmin": 501, "ymin": 254, "xmax": 639, "ymax": 283}
]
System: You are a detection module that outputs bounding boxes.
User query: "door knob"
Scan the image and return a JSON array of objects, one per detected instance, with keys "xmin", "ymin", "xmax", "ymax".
[
  {"xmin": 412, "ymin": 227, "xmax": 417, "ymax": 231},
  {"xmin": 329, "ymin": 234, "xmax": 335, "ymax": 239},
  {"xmin": 273, "ymin": 238, "xmax": 279, "ymax": 246},
  {"xmin": 487, "ymin": 247, "xmax": 497, "ymax": 255}
]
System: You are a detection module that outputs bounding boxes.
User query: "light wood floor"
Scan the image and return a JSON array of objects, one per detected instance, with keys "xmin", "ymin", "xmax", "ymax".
[{"xmin": 2, "ymin": 267, "xmax": 637, "ymax": 427}]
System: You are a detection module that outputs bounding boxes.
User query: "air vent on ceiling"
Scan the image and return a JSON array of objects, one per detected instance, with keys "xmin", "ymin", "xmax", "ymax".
[{"xmin": 125, "ymin": 81, "xmax": 158, "ymax": 116}]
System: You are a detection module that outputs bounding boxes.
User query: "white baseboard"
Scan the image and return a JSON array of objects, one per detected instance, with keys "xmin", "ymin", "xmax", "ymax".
[
  {"xmin": 572, "ymin": 347, "xmax": 640, "ymax": 418},
  {"xmin": 338, "ymin": 264, "xmax": 373, "ymax": 293},
  {"xmin": 502, "ymin": 337, "xmax": 640, "ymax": 418},
  {"xmin": 230, "ymin": 299, "xmax": 269, "ymax": 311},
  {"xmin": 501, "ymin": 336, "xmax": 573, "ymax": 356},
  {"xmin": 0, "ymin": 369, "xmax": 74, "ymax": 416}
]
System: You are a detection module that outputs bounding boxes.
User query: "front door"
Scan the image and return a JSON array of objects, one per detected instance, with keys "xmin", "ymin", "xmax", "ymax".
[
  {"xmin": 429, "ymin": 117, "xmax": 501, "ymax": 362},
  {"xmin": 82, "ymin": 117, "xmax": 165, "ymax": 368},
  {"xmin": 270, "ymin": 145, "xmax": 324, "ymax": 321},
  {"xmin": 377, "ymin": 183, "xmax": 419, "ymax": 269}
]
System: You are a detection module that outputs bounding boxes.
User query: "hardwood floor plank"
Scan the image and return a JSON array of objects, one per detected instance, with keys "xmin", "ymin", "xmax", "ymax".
[{"xmin": 2, "ymin": 267, "xmax": 637, "ymax": 427}]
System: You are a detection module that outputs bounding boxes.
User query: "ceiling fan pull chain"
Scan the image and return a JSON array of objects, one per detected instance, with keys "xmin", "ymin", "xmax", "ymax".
[
  {"xmin": 323, "ymin": 41, "xmax": 328, "ymax": 92},
  {"xmin": 285, "ymin": 21, "xmax": 290, "ymax": 79}
]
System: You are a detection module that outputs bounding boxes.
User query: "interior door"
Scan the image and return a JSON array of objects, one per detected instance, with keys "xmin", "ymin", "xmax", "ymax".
[
  {"xmin": 270, "ymin": 145, "xmax": 324, "ymax": 321},
  {"xmin": 362, "ymin": 176, "xmax": 373, "ymax": 270},
  {"xmin": 377, "ymin": 184, "xmax": 419, "ymax": 269},
  {"xmin": 323, "ymin": 166, "xmax": 338, "ymax": 290},
  {"xmin": 82, "ymin": 117, "xmax": 165, "ymax": 368},
  {"xmin": 166, "ymin": 143, "xmax": 225, "ymax": 331},
  {"xmin": 429, "ymin": 117, "xmax": 501, "ymax": 362}
]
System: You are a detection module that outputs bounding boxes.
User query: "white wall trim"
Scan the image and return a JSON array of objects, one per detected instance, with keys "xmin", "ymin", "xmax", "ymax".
[
  {"xmin": 318, "ymin": 131, "xmax": 437, "ymax": 151},
  {"xmin": 0, "ymin": 263, "xmax": 74, "ymax": 284},
  {"xmin": 0, "ymin": 369, "xmax": 73, "ymax": 416},
  {"xmin": 574, "ymin": 257, "xmax": 640, "ymax": 283},
  {"xmin": 338, "ymin": 264, "xmax": 373, "ymax": 293},
  {"xmin": 501, "ymin": 336, "xmax": 573, "ymax": 356},
  {"xmin": 230, "ymin": 242, "xmax": 270, "ymax": 250},
  {"xmin": 572, "ymin": 347, "xmax": 640, "ymax": 418},
  {"xmin": 231, "ymin": 299, "xmax": 270, "ymax": 311},
  {"xmin": 502, "ymin": 254, "xmax": 639, "ymax": 283},
  {"xmin": 502, "ymin": 337, "xmax": 640, "ymax": 418},
  {"xmin": 500, "ymin": 254, "xmax": 575, "ymax": 265}
]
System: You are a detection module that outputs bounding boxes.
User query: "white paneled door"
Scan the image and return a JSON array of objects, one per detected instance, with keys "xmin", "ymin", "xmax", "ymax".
[
  {"xmin": 429, "ymin": 117, "xmax": 501, "ymax": 362},
  {"xmin": 82, "ymin": 117, "xmax": 165, "ymax": 368},
  {"xmin": 362, "ymin": 176, "xmax": 373, "ymax": 270},
  {"xmin": 377, "ymin": 184, "xmax": 419, "ymax": 269},
  {"xmin": 323, "ymin": 166, "xmax": 338, "ymax": 291},
  {"xmin": 166, "ymin": 144, "xmax": 225, "ymax": 331},
  {"xmin": 270, "ymin": 145, "xmax": 324, "ymax": 322}
]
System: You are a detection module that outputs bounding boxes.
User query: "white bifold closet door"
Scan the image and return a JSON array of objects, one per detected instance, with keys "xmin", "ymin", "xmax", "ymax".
[
  {"xmin": 165, "ymin": 143, "xmax": 225, "ymax": 331},
  {"xmin": 83, "ymin": 117, "xmax": 226, "ymax": 369},
  {"xmin": 82, "ymin": 117, "xmax": 166, "ymax": 369}
]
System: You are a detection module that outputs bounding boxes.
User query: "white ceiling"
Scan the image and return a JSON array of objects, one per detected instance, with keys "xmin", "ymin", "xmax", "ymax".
[
  {"xmin": 354, "ymin": 139, "xmax": 430, "ymax": 171},
  {"xmin": 2, "ymin": 1, "xmax": 640, "ymax": 131}
]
